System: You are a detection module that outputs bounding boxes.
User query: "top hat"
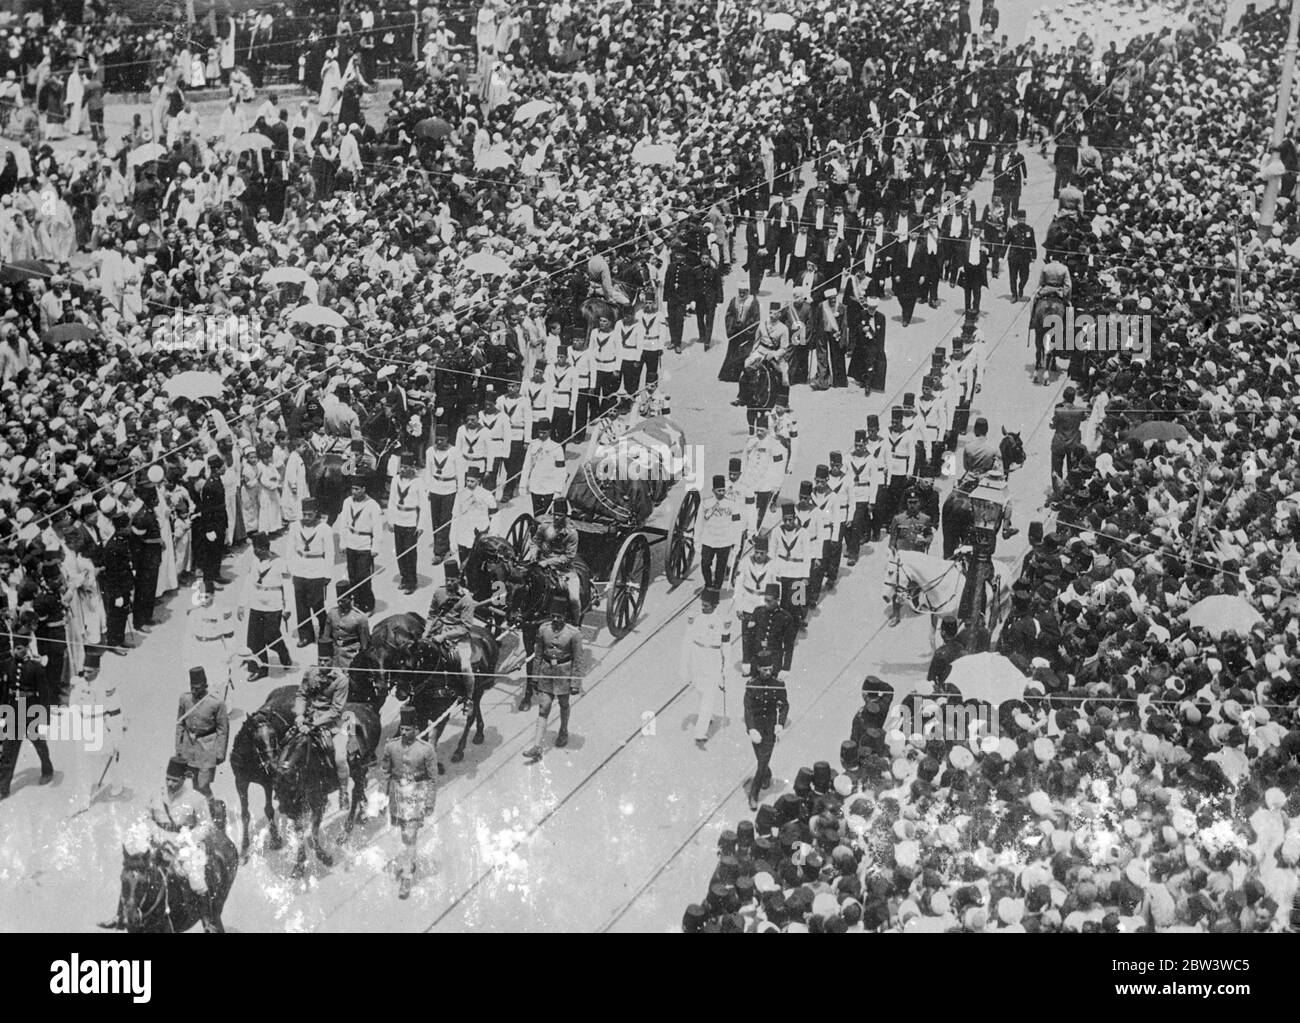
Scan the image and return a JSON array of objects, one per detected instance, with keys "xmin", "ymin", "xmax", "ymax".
[{"xmin": 812, "ymin": 761, "xmax": 833, "ymax": 792}]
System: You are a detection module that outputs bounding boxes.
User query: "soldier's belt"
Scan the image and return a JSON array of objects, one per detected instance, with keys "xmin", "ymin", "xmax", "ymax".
[{"xmin": 542, "ymin": 655, "xmax": 573, "ymax": 665}]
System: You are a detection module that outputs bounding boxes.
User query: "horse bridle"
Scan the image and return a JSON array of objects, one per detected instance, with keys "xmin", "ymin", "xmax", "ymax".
[
  {"xmin": 887, "ymin": 554, "xmax": 963, "ymax": 614},
  {"xmin": 126, "ymin": 861, "xmax": 174, "ymax": 932}
]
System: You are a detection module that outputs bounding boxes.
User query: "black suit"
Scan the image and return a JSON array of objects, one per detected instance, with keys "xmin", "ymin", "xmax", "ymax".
[
  {"xmin": 892, "ymin": 240, "xmax": 926, "ymax": 325},
  {"xmin": 193, "ymin": 475, "xmax": 228, "ymax": 588},
  {"xmin": 663, "ymin": 254, "xmax": 693, "ymax": 350},
  {"xmin": 1005, "ymin": 223, "xmax": 1037, "ymax": 299},
  {"xmin": 745, "ymin": 603, "xmax": 798, "ymax": 672},
  {"xmin": 957, "ymin": 253, "xmax": 990, "ymax": 313},
  {"xmin": 101, "ymin": 534, "xmax": 134, "ymax": 649},
  {"xmin": 767, "ymin": 200, "xmax": 799, "ymax": 276},
  {"xmin": 744, "ymin": 218, "xmax": 775, "ymax": 294}
]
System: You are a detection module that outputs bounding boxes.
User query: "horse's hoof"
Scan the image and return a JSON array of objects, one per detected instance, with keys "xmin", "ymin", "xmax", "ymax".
[
  {"xmin": 437, "ymin": 762, "xmax": 446, "ymax": 775},
  {"xmin": 451, "ymin": 750, "xmax": 464, "ymax": 763},
  {"xmin": 472, "ymin": 732, "xmax": 485, "ymax": 745}
]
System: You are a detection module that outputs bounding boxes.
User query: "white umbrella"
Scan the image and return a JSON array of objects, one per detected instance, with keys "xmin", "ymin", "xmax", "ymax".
[
  {"xmin": 127, "ymin": 142, "xmax": 167, "ymax": 168},
  {"xmin": 944, "ymin": 653, "xmax": 1028, "ymax": 706},
  {"xmin": 1217, "ymin": 40, "xmax": 1247, "ymax": 62},
  {"xmin": 632, "ymin": 142, "xmax": 677, "ymax": 168},
  {"xmin": 764, "ymin": 12, "xmax": 796, "ymax": 32},
  {"xmin": 164, "ymin": 370, "xmax": 224, "ymax": 402},
  {"xmin": 261, "ymin": 266, "xmax": 312, "ymax": 286},
  {"xmin": 287, "ymin": 304, "xmax": 348, "ymax": 329},
  {"xmin": 475, "ymin": 148, "xmax": 514, "ymax": 171},
  {"xmin": 463, "ymin": 251, "xmax": 511, "ymax": 277},
  {"xmin": 1185, "ymin": 594, "xmax": 1262, "ymax": 637},
  {"xmin": 513, "ymin": 99, "xmax": 554, "ymax": 124}
]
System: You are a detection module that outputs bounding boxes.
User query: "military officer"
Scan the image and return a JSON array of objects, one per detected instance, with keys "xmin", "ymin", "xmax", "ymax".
[
  {"xmin": 772, "ymin": 501, "xmax": 811, "ymax": 627},
  {"xmin": 890, "ymin": 488, "xmax": 935, "ymax": 554},
  {"xmin": 520, "ymin": 417, "xmax": 569, "ymax": 517},
  {"xmin": 449, "ymin": 465, "xmax": 498, "ymax": 566},
  {"xmin": 744, "ymin": 650, "xmax": 788, "ymax": 810},
  {"xmin": 524, "ymin": 595, "xmax": 584, "ymax": 762},
  {"xmin": 811, "ymin": 462, "xmax": 847, "ymax": 591},
  {"xmin": 287, "ymin": 498, "xmax": 334, "ymax": 646},
  {"xmin": 748, "ymin": 582, "xmax": 797, "ymax": 673},
  {"xmin": 742, "ymin": 413, "xmax": 787, "ymax": 530},
  {"xmin": 381, "ymin": 705, "xmax": 438, "ymax": 899},
  {"xmin": 695, "ymin": 474, "xmax": 743, "ymax": 591},
  {"xmin": 846, "ymin": 421, "xmax": 884, "ymax": 562},
  {"xmin": 293, "ymin": 656, "xmax": 352, "ymax": 813},
  {"xmin": 174, "ymin": 666, "xmax": 229, "ymax": 797},
  {"xmin": 424, "ymin": 425, "xmax": 463, "ymax": 563},
  {"xmin": 238, "ymin": 532, "xmax": 293, "ymax": 681},
  {"xmin": 882, "ymin": 406, "xmax": 916, "ymax": 526}
]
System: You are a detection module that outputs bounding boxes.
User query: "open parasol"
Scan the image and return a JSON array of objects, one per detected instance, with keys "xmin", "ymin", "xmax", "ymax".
[
  {"xmin": 261, "ymin": 266, "xmax": 313, "ymax": 287},
  {"xmin": 164, "ymin": 370, "xmax": 225, "ymax": 402},
  {"xmin": 463, "ymin": 251, "xmax": 511, "ymax": 276},
  {"xmin": 1124, "ymin": 420, "xmax": 1188, "ymax": 443},
  {"xmin": 514, "ymin": 99, "xmax": 554, "ymax": 123},
  {"xmin": 764, "ymin": 12, "xmax": 796, "ymax": 32},
  {"xmin": 127, "ymin": 142, "xmax": 167, "ymax": 168},
  {"xmin": 944, "ymin": 652, "xmax": 1028, "ymax": 706},
  {"xmin": 0, "ymin": 260, "xmax": 50, "ymax": 284},
  {"xmin": 414, "ymin": 116, "xmax": 453, "ymax": 140},
  {"xmin": 231, "ymin": 132, "xmax": 273, "ymax": 151},
  {"xmin": 288, "ymin": 305, "xmax": 348, "ymax": 329},
  {"xmin": 475, "ymin": 148, "xmax": 514, "ymax": 171},
  {"xmin": 1185, "ymin": 595, "xmax": 1263, "ymax": 637},
  {"xmin": 632, "ymin": 142, "xmax": 677, "ymax": 168},
  {"xmin": 41, "ymin": 322, "xmax": 97, "ymax": 345}
]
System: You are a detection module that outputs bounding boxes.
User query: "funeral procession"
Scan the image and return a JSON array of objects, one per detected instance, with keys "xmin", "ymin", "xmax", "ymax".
[{"xmin": 3, "ymin": 0, "xmax": 1300, "ymax": 957}]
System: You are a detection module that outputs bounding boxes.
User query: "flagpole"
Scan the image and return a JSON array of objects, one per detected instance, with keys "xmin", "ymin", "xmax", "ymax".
[{"xmin": 1258, "ymin": 0, "xmax": 1300, "ymax": 240}]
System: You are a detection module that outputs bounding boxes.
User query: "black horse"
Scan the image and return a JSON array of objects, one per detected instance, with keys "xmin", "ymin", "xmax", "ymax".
[
  {"xmin": 229, "ymin": 685, "xmax": 296, "ymax": 861},
  {"xmin": 304, "ymin": 448, "xmax": 348, "ymax": 524},
  {"xmin": 364, "ymin": 611, "xmax": 501, "ymax": 771},
  {"xmin": 939, "ymin": 429, "xmax": 1028, "ymax": 558},
  {"xmin": 273, "ymin": 704, "xmax": 381, "ymax": 878},
  {"xmin": 398, "ymin": 628, "xmax": 500, "ymax": 771},
  {"xmin": 113, "ymin": 828, "xmax": 239, "ymax": 933},
  {"xmin": 1029, "ymin": 292, "xmax": 1068, "ymax": 384}
]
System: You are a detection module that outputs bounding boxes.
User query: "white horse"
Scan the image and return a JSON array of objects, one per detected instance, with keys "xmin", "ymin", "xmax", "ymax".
[{"xmin": 883, "ymin": 549, "xmax": 1001, "ymax": 653}]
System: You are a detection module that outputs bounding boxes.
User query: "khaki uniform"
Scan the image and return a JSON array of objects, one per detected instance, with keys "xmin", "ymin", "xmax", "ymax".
[{"xmin": 532, "ymin": 620, "xmax": 583, "ymax": 696}]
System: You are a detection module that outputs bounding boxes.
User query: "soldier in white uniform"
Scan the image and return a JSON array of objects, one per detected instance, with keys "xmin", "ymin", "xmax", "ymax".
[
  {"xmin": 337, "ymin": 475, "xmax": 382, "ymax": 614},
  {"xmin": 520, "ymin": 417, "xmax": 568, "ymax": 517},
  {"xmin": 287, "ymin": 498, "xmax": 335, "ymax": 646},
  {"xmin": 449, "ymin": 465, "xmax": 498, "ymax": 566},
  {"xmin": 386, "ymin": 452, "xmax": 430, "ymax": 594},
  {"xmin": 424, "ymin": 425, "xmax": 463, "ymax": 563},
  {"xmin": 732, "ymin": 533, "xmax": 772, "ymax": 670},
  {"xmin": 680, "ymin": 587, "xmax": 733, "ymax": 748},
  {"xmin": 742, "ymin": 413, "xmax": 787, "ymax": 531},
  {"xmin": 846, "ymin": 422, "xmax": 884, "ymax": 561}
]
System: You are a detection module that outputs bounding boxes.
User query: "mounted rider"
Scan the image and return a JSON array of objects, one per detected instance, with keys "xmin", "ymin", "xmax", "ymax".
[
  {"xmin": 958, "ymin": 417, "xmax": 1018, "ymax": 541},
  {"xmin": 424, "ymin": 560, "xmax": 479, "ymax": 703},
  {"xmin": 1036, "ymin": 257, "xmax": 1072, "ymax": 303},
  {"xmin": 524, "ymin": 497, "xmax": 583, "ymax": 624},
  {"xmin": 292, "ymin": 646, "xmax": 352, "ymax": 813},
  {"xmin": 98, "ymin": 757, "xmax": 215, "ymax": 929}
]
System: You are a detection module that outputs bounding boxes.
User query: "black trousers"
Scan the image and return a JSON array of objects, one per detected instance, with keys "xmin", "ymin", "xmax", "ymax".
[
  {"xmin": 620, "ymin": 359, "xmax": 642, "ymax": 395},
  {"xmin": 246, "ymin": 609, "xmax": 291, "ymax": 671},
  {"xmin": 695, "ymin": 304, "xmax": 716, "ymax": 348},
  {"xmin": 1051, "ymin": 443, "xmax": 1084, "ymax": 481},
  {"xmin": 131, "ymin": 549, "xmax": 161, "ymax": 625},
  {"xmin": 753, "ymin": 491, "xmax": 775, "ymax": 532},
  {"xmin": 748, "ymin": 264, "xmax": 765, "ymax": 296},
  {"xmin": 344, "ymin": 549, "xmax": 375, "ymax": 613},
  {"xmin": 700, "ymin": 545, "xmax": 732, "ymax": 590},
  {"xmin": 1009, "ymin": 259, "xmax": 1030, "ymax": 298},
  {"xmin": 640, "ymin": 350, "xmax": 661, "ymax": 386},
  {"xmin": 104, "ymin": 591, "xmax": 131, "ymax": 648},
  {"xmin": 963, "ymin": 284, "xmax": 984, "ymax": 313},
  {"xmin": 666, "ymin": 303, "xmax": 688, "ymax": 349},
  {"xmin": 846, "ymin": 501, "xmax": 874, "ymax": 559},
  {"xmin": 898, "ymin": 292, "xmax": 918, "ymax": 324},
  {"xmin": 549, "ymin": 408, "xmax": 574, "ymax": 447},
  {"xmin": 821, "ymin": 539, "xmax": 843, "ymax": 587},
  {"xmin": 429, "ymin": 493, "xmax": 455, "ymax": 558},
  {"xmin": 744, "ymin": 700, "xmax": 777, "ymax": 800},
  {"xmin": 0, "ymin": 736, "xmax": 53, "ymax": 793},
  {"xmin": 292, "ymin": 576, "xmax": 328, "ymax": 644},
  {"xmin": 532, "ymin": 493, "xmax": 556, "ymax": 516},
  {"xmin": 394, "ymin": 524, "xmax": 419, "ymax": 588},
  {"xmin": 575, "ymin": 389, "xmax": 599, "ymax": 438},
  {"xmin": 36, "ymin": 624, "xmax": 68, "ymax": 705},
  {"xmin": 596, "ymin": 370, "xmax": 621, "ymax": 411},
  {"xmin": 502, "ymin": 439, "xmax": 527, "ymax": 499},
  {"xmin": 194, "ymin": 529, "xmax": 224, "ymax": 587}
]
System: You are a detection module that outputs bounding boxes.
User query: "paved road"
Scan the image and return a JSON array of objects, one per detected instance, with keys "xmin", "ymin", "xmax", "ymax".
[{"xmin": 0, "ymin": 0, "xmax": 1106, "ymax": 931}]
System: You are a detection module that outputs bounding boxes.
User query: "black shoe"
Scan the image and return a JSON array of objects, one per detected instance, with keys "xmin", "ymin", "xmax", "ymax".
[
  {"xmin": 296, "ymin": 639, "xmax": 311, "ymax": 648},
  {"xmin": 747, "ymin": 791, "xmax": 760, "ymax": 811},
  {"xmin": 279, "ymin": 657, "xmax": 293, "ymax": 669},
  {"xmin": 398, "ymin": 876, "xmax": 412, "ymax": 900},
  {"xmin": 555, "ymin": 730, "xmax": 569, "ymax": 748},
  {"xmin": 523, "ymin": 745, "xmax": 543, "ymax": 762},
  {"xmin": 39, "ymin": 770, "xmax": 54, "ymax": 785},
  {"xmin": 248, "ymin": 670, "xmax": 269, "ymax": 682}
]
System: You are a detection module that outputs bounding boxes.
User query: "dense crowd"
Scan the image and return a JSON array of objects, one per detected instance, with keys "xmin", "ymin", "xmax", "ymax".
[{"xmin": 684, "ymin": 2, "xmax": 1300, "ymax": 933}]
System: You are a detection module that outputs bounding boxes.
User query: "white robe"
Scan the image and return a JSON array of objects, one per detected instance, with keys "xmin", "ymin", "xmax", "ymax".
[
  {"xmin": 64, "ymin": 67, "xmax": 85, "ymax": 134},
  {"xmin": 281, "ymin": 450, "xmax": 307, "ymax": 523},
  {"xmin": 318, "ymin": 59, "xmax": 342, "ymax": 117}
]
